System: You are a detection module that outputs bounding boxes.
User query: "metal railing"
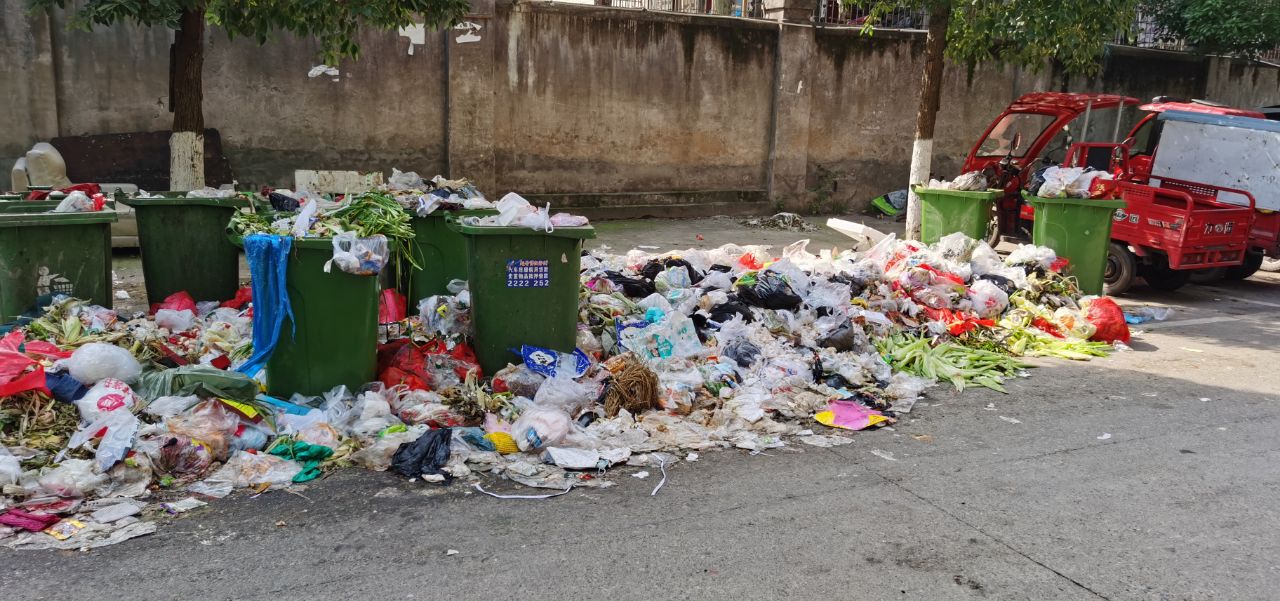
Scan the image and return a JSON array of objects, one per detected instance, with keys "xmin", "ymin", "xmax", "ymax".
[
  {"xmin": 813, "ymin": 2, "xmax": 924, "ymax": 28},
  {"xmin": 1113, "ymin": 11, "xmax": 1187, "ymax": 51},
  {"xmin": 591, "ymin": 0, "xmax": 763, "ymax": 18}
]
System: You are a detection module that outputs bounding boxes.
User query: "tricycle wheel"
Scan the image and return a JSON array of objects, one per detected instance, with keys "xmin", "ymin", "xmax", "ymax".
[
  {"xmin": 1103, "ymin": 242, "xmax": 1137, "ymax": 296},
  {"xmin": 1141, "ymin": 255, "xmax": 1190, "ymax": 292},
  {"xmin": 1224, "ymin": 251, "xmax": 1264, "ymax": 280},
  {"xmin": 984, "ymin": 205, "xmax": 1003, "ymax": 248},
  {"xmin": 1261, "ymin": 257, "xmax": 1280, "ymax": 273}
]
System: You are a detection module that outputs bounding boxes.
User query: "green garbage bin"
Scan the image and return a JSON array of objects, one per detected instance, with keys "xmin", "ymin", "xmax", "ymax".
[
  {"xmin": 402, "ymin": 209, "xmax": 498, "ymax": 303},
  {"xmin": 232, "ymin": 236, "xmax": 384, "ymax": 397},
  {"xmin": 1023, "ymin": 193, "xmax": 1126, "ymax": 295},
  {"xmin": 912, "ymin": 185, "xmax": 1001, "ymax": 245},
  {"xmin": 0, "ymin": 210, "xmax": 117, "ymax": 323},
  {"xmin": 120, "ymin": 193, "xmax": 249, "ymax": 303},
  {"xmin": 453, "ymin": 223, "xmax": 596, "ymax": 375}
]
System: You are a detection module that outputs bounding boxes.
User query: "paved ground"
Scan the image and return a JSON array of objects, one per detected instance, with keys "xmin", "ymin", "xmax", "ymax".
[{"xmin": 8, "ymin": 214, "xmax": 1280, "ymax": 600}]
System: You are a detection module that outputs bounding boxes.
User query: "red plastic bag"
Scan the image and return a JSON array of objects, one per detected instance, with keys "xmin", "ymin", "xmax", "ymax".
[
  {"xmin": 151, "ymin": 291, "xmax": 197, "ymax": 315},
  {"xmin": 1084, "ymin": 297, "xmax": 1130, "ymax": 344},
  {"xmin": 0, "ymin": 331, "xmax": 51, "ymax": 397},
  {"xmin": 378, "ymin": 289, "xmax": 407, "ymax": 324},
  {"xmin": 220, "ymin": 286, "xmax": 253, "ymax": 310}
]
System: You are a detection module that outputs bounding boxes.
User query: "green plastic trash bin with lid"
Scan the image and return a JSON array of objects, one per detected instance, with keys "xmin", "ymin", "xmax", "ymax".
[
  {"xmin": 120, "ymin": 192, "xmax": 249, "ymax": 304},
  {"xmin": 0, "ymin": 210, "xmax": 117, "ymax": 323},
  {"xmin": 911, "ymin": 185, "xmax": 1001, "ymax": 245},
  {"xmin": 1022, "ymin": 192, "xmax": 1126, "ymax": 295},
  {"xmin": 230, "ymin": 235, "xmax": 386, "ymax": 397},
  {"xmin": 452, "ymin": 222, "xmax": 595, "ymax": 375},
  {"xmin": 402, "ymin": 208, "xmax": 498, "ymax": 303}
]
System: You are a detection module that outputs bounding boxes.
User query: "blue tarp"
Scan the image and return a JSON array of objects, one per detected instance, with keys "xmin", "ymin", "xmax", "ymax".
[{"xmin": 237, "ymin": 234, "xmax": 294, "ymax": 377}]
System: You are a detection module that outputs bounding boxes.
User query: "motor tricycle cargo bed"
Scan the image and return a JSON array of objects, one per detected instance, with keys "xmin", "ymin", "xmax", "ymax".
[{"xmin": 1114, "ymin": 180, "xmax": 1256, "ymax": 270}]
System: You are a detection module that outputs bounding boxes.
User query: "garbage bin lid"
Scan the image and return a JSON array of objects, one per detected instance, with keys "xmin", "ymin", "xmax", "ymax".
[
  {"xmin": 119, "ymin": 195, "xmax": 249, "ymax": 209},
  {"xmin": 1021, "ymin": 192, "xmax": 1126, "ymax": 209},
  {"xmin": 910, "ymin": 185, "xmax": 1002, "ymax": 200},
  {"xmin": 0, "ymin": 211, "xmax": 119, "ymax": 228},
  {"xmin": 453, "ymin": 223, "xmax": 596, "ymax": 240}
]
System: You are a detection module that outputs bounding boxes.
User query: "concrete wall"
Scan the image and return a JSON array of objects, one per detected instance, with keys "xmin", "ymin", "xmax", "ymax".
[{"xmin": 4, "ymin": 2, "xmax": 1280, "ymax": 215}]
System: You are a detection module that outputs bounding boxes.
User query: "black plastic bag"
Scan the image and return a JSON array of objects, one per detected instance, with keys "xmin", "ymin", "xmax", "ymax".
[
  {"xmin": 640, "ymin": 258, "xmax": 703, "ymax": 285},
  {"xmin": 604, "ymin": 271, "xmax": 656, "ymax": 298},
  {"xmin": 268, "ymin": 191, "xmax": 300, "ymax": 212},
  {"xmin": 391, "ymin": 427, "xmax": 453, "ymax": 481},
  {"xmin": 722, "ymin": 339, "xmax": 762, "ymax": 368},
  {"xmin": 978, "ymin": 274, "xmax": 1017, "ymax": 295},
  {"xmin": 708, "ymin": 298, "xmax": 755, "ymax": 323},
  {"xmin": 737, "ymin": 272, "xmax": 802, "ymax": 311},
  {"xmin": 816, "ymin": 320, "xmax": 863, "ymax": 352}
]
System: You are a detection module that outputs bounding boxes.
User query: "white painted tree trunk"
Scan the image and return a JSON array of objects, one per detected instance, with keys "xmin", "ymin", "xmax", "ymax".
[
  {"xmin": 169, "ymin": 131, "xmax": 204, "ymax": 191},
  {"xmin": 904, "ymin": 138, "xmax": 932, "ymax": 241}
]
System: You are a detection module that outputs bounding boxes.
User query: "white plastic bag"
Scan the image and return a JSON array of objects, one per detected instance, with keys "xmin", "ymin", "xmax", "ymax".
[
  {"xmin": 155, "ymin": 308, "xmax": 196, "ymax": 332},
  {"xmin": 75, "ymin": 378, "xmax": 139, "ymax": 422},
  {"xmin": 1066, "ymin": 170, "xmax": 1111, "ymax": 198},
  {"xmin": 52, "ymin": 191, "xmax": 96, "ymax": 213},
  {"xmin": 324, "ymin": 232, "xmax": 389, "ymax": 276},
  {"xmin": 1037, "ymin": 166, "xmax": 1084, "ymax": 198},
  {"xmin": 65, "ymin": 408, "xmax": 139, "ymax": 472},
  {"xmin": 66, "ymin": 342, "xmax": 141, "ymax": 384}
]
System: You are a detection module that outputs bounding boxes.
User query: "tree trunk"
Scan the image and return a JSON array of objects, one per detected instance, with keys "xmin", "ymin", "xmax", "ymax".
[
  {"xmin": 170, "ymin": 7, "xmax": 205, "ymax": 191},
  {"xmin": 904, "ymin": 2, "xmax": 950, "ymax": 241}
]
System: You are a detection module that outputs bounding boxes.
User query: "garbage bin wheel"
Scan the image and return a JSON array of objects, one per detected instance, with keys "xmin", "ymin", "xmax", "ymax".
[
  {"xmin": 1141, "ymin": 254, "xmax": 1190, "ymax": 292},
  {"xmin": 1103, "ymin": 242, "xmax": 1137, "ymax": 296},
  {"xmin": 1224, "ymin": 250, "xmax": 1264, "ymax": 280}
]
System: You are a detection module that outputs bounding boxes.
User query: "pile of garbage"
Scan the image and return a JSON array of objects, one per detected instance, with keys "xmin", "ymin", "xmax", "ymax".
[{"xmin": 2, "ymin": 202, "xmax": 1135, "ymax": 548}]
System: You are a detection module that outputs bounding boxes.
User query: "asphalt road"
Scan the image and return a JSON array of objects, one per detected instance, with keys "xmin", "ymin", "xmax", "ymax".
[{"xmin": 8, "ymin": 215, "xmax": 1279, "ymax": 600}]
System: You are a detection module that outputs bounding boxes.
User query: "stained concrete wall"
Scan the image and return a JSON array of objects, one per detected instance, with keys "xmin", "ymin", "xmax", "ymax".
[
  {"xmin": 4, "ymin": 2, "xmax": 1280, "ymax": 214},
  {"xmin": 493, "ymin": 6, "xmax": 777, "ymax": 197}
]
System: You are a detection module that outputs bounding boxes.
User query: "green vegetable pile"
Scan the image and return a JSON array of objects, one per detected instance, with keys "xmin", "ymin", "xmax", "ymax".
[{"xmin": 877, "ymin": 334, "xmax": 1029, "ymax": 393}]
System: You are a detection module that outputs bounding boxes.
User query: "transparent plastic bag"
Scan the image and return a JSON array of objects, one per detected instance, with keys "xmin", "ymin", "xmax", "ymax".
[
  {"xmin": 65, "ymin": 408, "xmax": 139, "ymax": 472},
  {"xmin": 533, "ymin": 376, "xmax": 597, "ymax": 415},
  {"xmin": 143, "ymin": 395, "xmax": 200, "ymax": 419},
  {"xmin": 191, "ymin": 450, "xmax": 302, "ymax": 495},
  {"xmin": 0, "ymin": 444, "xmax": 20, "ymax": 486},
  {"xmin": 512, "ymin": 406, "xmax": 573, "ymax": 451},
  {"xmin": 324, "ymin": 232, "xmax": 389, "ymax": 276},
  {"xmin": 38, "ymin": 459, "xmax": 107, "ymax": 498},
  {"xmin": 167, "ymin": 400, "xmax": 241, "ymax": 461},
  {"xmin": 967, "ymin": 279, "xmax": 1009, "ymax": 318}
]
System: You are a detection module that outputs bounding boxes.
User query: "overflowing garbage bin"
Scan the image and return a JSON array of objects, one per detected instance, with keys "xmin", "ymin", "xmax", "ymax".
[
  {"xmin": 121, "ymin": 193, "xmax": 248, "ymax": 304},
  {"xmin": 402, "ymin": 208, "xmax": 497, "ymax": 302},
  {"xmin": 1023, "ymin": 193, "xmax": 1126, "ymax": 295},
  {"xmin": 268, "ymin": 238, "xmax": 383, "ymax": 397},
  {"xmin": 0, "ymin": 210, "xmax": 117, "ymax": 323},
  {"xmin": 912, "ymin": 185, "xmax": 1000, "ymax": 245},
  {"xmin": 453, "ymin": 223, "xmax": 596, "ymax": 374}
]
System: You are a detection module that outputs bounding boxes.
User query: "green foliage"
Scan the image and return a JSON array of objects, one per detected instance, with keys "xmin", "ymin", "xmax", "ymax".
[
  {"xmin": 848, "ymin": 0, "xmax": 1141, "ymax": 76},
  {"xmin": 27, "ymin": 0, "xmax": 469, "ymax": 64},
  {"xmin": 1141, "ymin": 0, "xmax": 1280, "ymax": 58}
]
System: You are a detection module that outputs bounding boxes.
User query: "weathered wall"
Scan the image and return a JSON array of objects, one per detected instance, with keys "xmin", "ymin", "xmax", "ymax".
[
  {"xmin": 0, "ymin": 5, "xmax": 59, "ymax": 184},
  {"xmin": 4, "ymin": 2, "xmax": 1280, "ymax": 214},
  {"xmin": 493, "ymin": 6, "xmax": 777, "ymax": 196}
]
